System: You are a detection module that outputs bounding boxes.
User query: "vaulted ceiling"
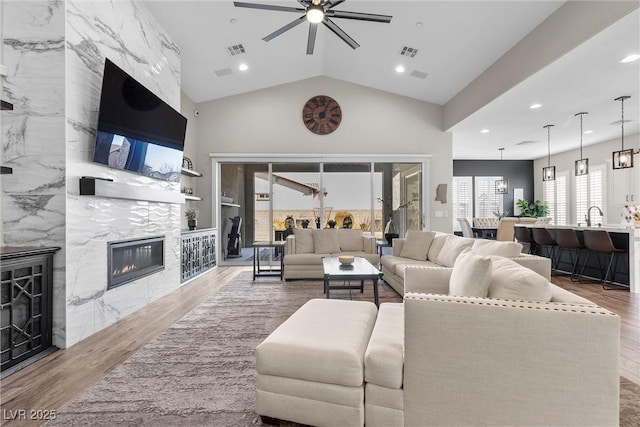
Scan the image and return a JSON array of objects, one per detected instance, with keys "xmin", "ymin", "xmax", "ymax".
[{"xmin": 143, "ymin": 1, "xmax": 640, "ymax": 160}]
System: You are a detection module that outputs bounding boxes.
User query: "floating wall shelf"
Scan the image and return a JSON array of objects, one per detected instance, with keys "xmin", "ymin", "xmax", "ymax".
[
  {"xmin": 1, "ymin": 100, "xmax": 13, "ymax": 111},
  {"xmin": 79, "ymin": 177, "xmax": 185, "ymax": 204},
  {"xmin": 1, "ymin": 166, "xmax": 13, "ymax": 175}
]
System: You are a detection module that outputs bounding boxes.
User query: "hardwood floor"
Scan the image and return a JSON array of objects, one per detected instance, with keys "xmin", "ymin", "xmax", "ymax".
[
  {"xmin": 0, "ymin": 266, "xmax": 245, "ymax": 427},
  {"xmin": 0, "ymin": 266, "xmax": 637, "ymax": 426}
]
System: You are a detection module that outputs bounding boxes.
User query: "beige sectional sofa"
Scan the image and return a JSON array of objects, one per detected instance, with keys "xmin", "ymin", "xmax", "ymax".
[
  {"xmin": 364, "ymin": 255, "xmax": 620, "ymax": 426},
  {"xmin": 381, "ymin": 230, "xmax": 551, "ymax": 294},
  {"xmin": 283, "ymin": 228, "xmax": 378, "ymax": 279},
  {"xmin": 257, "ymin": 244, "xmax": 621, "ymax": 426}
]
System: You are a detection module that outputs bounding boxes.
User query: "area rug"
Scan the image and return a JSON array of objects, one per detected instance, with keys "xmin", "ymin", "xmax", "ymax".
[
  {"xmin": 48, "ymin": 272, "xmax": 401, "ymax": 426},
  {"xmin": 49, "ymin": 272, "xmax": 640, "ymax": 426}
]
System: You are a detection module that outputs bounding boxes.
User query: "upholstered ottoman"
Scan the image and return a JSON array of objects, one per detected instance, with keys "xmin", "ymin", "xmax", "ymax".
[{"xmin": 256, "ymin": 298, "xmax": 378, "ymax": 426}]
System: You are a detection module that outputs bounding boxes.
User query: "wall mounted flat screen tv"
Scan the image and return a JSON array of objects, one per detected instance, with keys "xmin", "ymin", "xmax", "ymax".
[{"xmin": 93, "ymin": 59, "xmax": 187, "ymax": 183}]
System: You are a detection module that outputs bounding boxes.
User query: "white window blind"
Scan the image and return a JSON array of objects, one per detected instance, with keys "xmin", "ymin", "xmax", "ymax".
[
  {"xmin": 575, "ymin": 166, "xmax": 605, "ymax": 225},
  {"xmin": 544, "ymin": 179, "xmax": 555, "ymax": 223},
  {"xmin": 589, "ymin": 167, "xmax": 604, "ymax": 225},
  {"xmin": 543, "ymin": 172, "xmax": 568, "ymax": 225},
  {"xmin": 556, "ymin": 173, "xmax": 567, "ymax": 225},
  {"xmin": 452, "ymin": 177, "xmax": 473, "ymax": 231},
  {"xmin": 474, "ymin": 176, "xmax": 504, "ymax": 218}
]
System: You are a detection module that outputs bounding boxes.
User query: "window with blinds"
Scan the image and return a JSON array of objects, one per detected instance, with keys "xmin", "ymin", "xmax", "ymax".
[
  {"xmin": 575, "ymin": 166, "xmax": 605, "ymax": 225},
  {"xmin": 452, "ymin": 176, "xmax": 473, "ymax": 231},
  {"xmin": 474, "ymin": 176, "xmax": 504, "ymax": 218},
  {"xmin": 543, "ymin": 172, "xmax": 567, "ymax": 225}
]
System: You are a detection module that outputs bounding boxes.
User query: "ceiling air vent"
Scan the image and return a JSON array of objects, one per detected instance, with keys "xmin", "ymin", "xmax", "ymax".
[
  {"xmin": 227, "ymin": 44, "xmax": 246, "ymax": 56},
  {"xmin": 410, "ymin": 70, "xmax": 428, "ymax": 79},
  {"xmin": 400, "ymin": 46, "xmax": 418, "ymax": 57},
  {"xmin": 516, "ymin": 140, "xmax": 539, "ymax": 146},
  {"xmin": 215, "ymin": 68, "xmax": 233, "ymax": 77}
]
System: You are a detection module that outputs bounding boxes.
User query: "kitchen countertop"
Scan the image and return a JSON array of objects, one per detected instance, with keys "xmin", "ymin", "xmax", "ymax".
[{"xmin": 515, "ymin": 223, "xmax": 639, "ymax": 233}]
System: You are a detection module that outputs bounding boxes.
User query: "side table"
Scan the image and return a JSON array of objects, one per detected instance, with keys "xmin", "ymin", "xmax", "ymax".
[
  {"xmin": 376, "ymin": 239, "xmax": 392, "ymax": 257},
  {"xmin": 252, "ymin": 241, "xmax": 285, "ymax": 280}
]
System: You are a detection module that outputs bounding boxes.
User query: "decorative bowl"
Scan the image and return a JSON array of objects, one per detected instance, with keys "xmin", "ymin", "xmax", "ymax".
[{"xmin": 338, "ymin": 255, "xmax": 355, "ymax": 266}]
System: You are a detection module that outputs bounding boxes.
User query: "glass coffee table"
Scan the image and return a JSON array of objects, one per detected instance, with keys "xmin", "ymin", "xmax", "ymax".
[{"xmin": 322, "ymin": 257, "xmax": 382, "ymax": 306}]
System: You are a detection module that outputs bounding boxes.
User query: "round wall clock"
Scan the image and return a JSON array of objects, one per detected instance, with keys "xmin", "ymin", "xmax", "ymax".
[{"xmin": 302, "ymin": 95, "xmax": 342, "ymax": 135}]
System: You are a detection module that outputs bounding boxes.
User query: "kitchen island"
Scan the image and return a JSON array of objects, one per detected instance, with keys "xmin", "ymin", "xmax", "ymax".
[{"xmin": 515, "ymin": 224, "xmax": 639, "ymax": 293}]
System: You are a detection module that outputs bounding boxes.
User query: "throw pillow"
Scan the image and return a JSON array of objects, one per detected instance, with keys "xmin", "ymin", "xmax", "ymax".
[
  {"xmin": 337, "ymin": 229, "xmax": 364, "ymax": 252},
  {"xmin": 488, "ymin": 256, "xmax": 552, "ymax": 302},
  {"xmin": 449, "ymin": 249, "xmax": 492, "ymax": 297},
  {"xmin": 293, "ymin": 228, "xmax": 314, "ymax": 254},
  {"xmin": 436, "ymin": 236, "xmax": 474, "ymax": 267},
  {"xmin": 313, "ymin": 229, "xmax": 341, "ymax": 254},
  {"xmin": 471, "ymin": 239, "xmax": 523, "ymax": 258},
  {"xmin": 399, "ymin": 230, "xmax": 435, "ymax": 261},
  {"xmin": 427, "ymin": 233, "xmax": 450, "ymax": 262}
]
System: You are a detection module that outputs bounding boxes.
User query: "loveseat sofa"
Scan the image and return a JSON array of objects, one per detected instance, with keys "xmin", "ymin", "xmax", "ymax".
[
  {"xmin": 283, "ymin": 228, "xmax": 378, "ymax": 279},
  {"xmin": 381, "ymin": 230, "xmax": 551, "ymax": 294}
]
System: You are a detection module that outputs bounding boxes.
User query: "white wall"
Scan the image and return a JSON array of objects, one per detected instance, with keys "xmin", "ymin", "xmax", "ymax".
[
  {"xmin": 195, "ymin": 76, "xmax": 453, "ymax": 232},
  {"xmin": 63, "ymin": 0, "xmax": 182, "ymax": 347},
  {"xmin": 2, "ymin": 0, "xmax": 66, "ymax": 346},
  {"xmin": 533, "ymin": 132, "xmax": 640, "ymax": 224}
]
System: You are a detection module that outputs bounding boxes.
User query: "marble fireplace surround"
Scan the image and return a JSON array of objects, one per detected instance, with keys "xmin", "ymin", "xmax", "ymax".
[{"xmin": 2, "ymin": 0, "xmax": 183, "ymax": 349}]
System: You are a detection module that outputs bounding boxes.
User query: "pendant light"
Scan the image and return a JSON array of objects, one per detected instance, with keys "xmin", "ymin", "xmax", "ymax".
[
  {"xmin": 495, "ymin": 148, "xmax": 508, "ymax": 194},
  {"xmin": 612, "ymin": 95, "xmax": 633, "ymax": 169},
  {"xmin": 574, "ymin": 112, "xmax": 589, "ymax": 176},
  {"xmin": 542, "ymin": 124, "xmax": 556, "ymax": 181}
]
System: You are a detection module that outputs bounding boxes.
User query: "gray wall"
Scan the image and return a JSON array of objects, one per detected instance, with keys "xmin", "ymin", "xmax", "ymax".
[{"xmin": 453, "ymin": 160, "xmax": 534, "ymax": 217}]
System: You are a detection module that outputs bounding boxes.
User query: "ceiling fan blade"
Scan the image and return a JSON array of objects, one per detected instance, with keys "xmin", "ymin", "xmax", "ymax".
[
  {"xmin": 327, "ymin": 10, "xmax": 392, "ymax": 23},
  {"xmin": 297, "ymin": 0, "xmax": 312, "ymax": 5},
  {"xmin": 307, "ymin": 23, "xmax": 318, "ymax": 55},
  {"xmin": 326, "ymin": 0, "xmax": 346, "ymax": 8},
  {"xmin": 323, "ymin": 18, "xmax": 359, "ymax": 49},
  {"xmin": 233, "ymin": 2, "xmax": 303, "ymax": 13},
  {"xmin": 263, "ymin": 15, "xmax": 307, "ymax": 42}
]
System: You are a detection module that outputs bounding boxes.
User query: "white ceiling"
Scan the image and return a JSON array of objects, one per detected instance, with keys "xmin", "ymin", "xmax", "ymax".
[{"xmin": 143, "ymin": 0, "xmax": 640, "ymax": 160}]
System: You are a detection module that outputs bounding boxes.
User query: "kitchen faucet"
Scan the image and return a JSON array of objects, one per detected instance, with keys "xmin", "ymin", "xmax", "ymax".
[{"xmin": 585, "ymin": 206, "xmax": 603, "ymax": 227}]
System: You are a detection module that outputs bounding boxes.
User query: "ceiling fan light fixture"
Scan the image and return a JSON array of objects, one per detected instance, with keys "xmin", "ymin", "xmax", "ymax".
[{"xmin": 306, "ymin": 5, "xmax": 324, "ymax": 23}]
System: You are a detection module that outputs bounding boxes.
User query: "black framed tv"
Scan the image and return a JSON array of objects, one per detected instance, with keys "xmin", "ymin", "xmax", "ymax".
[{"xmin": 93, "ymin": 59, "xmax": 187, "ymax": 183}]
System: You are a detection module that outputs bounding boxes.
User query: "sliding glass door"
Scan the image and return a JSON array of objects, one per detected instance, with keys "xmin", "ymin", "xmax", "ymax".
[{"xmin": 215, "ymin": 157, "xmax": 427, "ymax": 265}]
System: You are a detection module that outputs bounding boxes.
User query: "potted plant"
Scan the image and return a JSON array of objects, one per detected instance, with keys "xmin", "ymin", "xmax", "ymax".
[
  {"xmin": 327, "ymin": 219, "xmax": 337, "ymax": 228},
  {"xmin": 516, "ymin": 199, "xmax": 549, "ymax": 218},
  {"xmin": 301, "ymin": 219, "xmax": 310, "ymax": 228},
  {"xmin": 185, "ymin": 208, "xmax": 198, "ymax": 230}
]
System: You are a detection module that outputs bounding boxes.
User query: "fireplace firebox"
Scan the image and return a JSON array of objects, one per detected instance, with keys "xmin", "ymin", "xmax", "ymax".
[{"xmin": 108, "ymin": 236, "xmax": 164, "ymax": 290}]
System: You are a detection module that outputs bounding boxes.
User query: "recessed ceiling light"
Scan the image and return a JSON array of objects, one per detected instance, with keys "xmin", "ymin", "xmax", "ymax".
[
  {"xmin": 416, "ymin": 22, "xmax": 423, "ymax": 28},
  {"xmin": 529, "ymin": 103, "xmax": 542, "ymax": 109},
  {"xmin": 395, "ymin": 65, "xmax": 405, "ymax": 73},
  {"xmin": 620, "ymin": 54, "xmax": 640, "ymax": 63},
  {"xmin": 239, "ymin": 63, "xmax": 249, "ymax": 71},
  {"xmin": 230, "ymin": 18, "xmax": 238, "ymax": 24},
  {"xmin": 583, "ymin": 130, "xmax": 594, "ymax": 134},
  {"xmin": 480, "ymin": 129, "xmax": 490, "ymax": 134}
]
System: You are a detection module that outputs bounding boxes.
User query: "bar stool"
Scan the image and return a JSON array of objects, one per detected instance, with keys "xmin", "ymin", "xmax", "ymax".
[
  {"xmin": 580, "ymin": 230, "xmax": 628, "ymax": 289},
  {"xmin": 553, "ymin": 228, "xmax": 585, "ymax": 281},
  {"xmin": 514, "ymin": 226, "xmax": 535, "ymax": 254},
  {"xmin": 531, "ymin": 227, "xmax": 558, "ymax": 270}
]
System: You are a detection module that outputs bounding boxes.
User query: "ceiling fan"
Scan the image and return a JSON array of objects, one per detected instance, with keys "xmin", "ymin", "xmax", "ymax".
[{"xmin": 233, "ymin": 0, "xmax": 392, "ymax": 54}]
